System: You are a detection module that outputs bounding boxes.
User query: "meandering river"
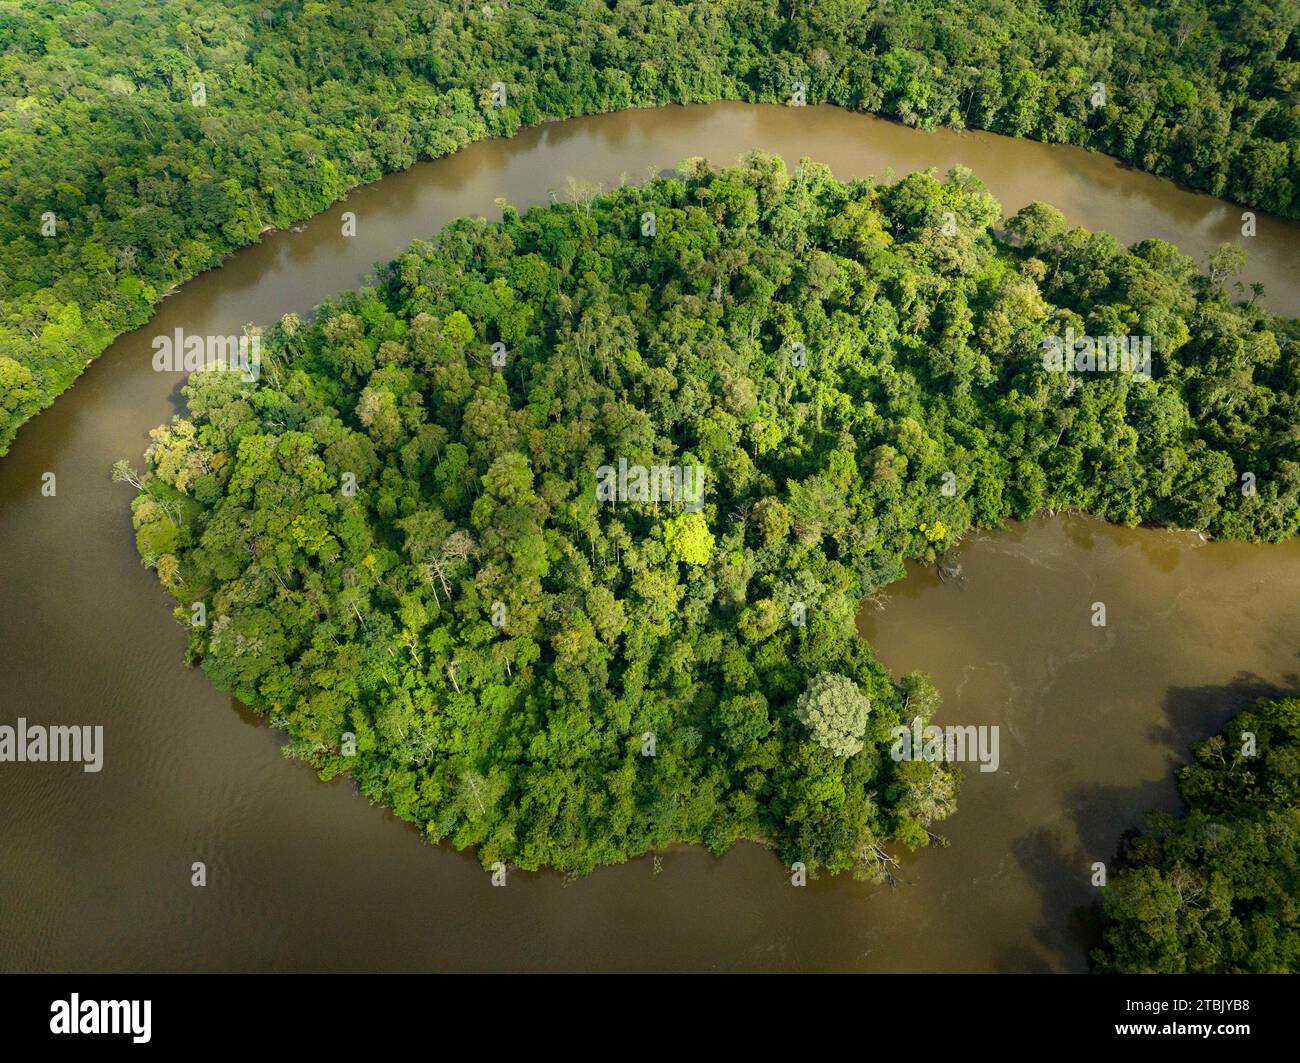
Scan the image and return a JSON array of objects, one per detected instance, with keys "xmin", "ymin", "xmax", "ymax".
[{"xmin": 2, "ymin": 102, "xmax": 1297, "ymax": 971}]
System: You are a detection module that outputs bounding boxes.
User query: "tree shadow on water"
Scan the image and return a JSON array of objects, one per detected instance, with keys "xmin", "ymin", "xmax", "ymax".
[
  {"xmin": 994, "ymin": 670, "xmax": 1300, "ymax": 974},
  {"xmin": 1147, "ymin": 670, "xmax": 1300, "ymax": 759},
  {"xmin": 996, "ymin": 776, "xmax": 1169, "ymax": 973}
]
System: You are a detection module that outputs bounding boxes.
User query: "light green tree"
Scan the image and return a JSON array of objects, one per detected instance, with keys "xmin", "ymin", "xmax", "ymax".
[
  {"xmin": 796, "ymin": 673, "xmax": 872, "ymax": 756},
  {"xmin": 663, "ymin": 511, "xmax": 715, "ymax": 566}
]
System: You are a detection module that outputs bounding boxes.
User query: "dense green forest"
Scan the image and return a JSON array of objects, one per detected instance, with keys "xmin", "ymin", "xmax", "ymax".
[
  {"xmin": 4, "ymin": 0, "xmax": 1300, "ymax": 455},
  {"xmin": 121, "ymin": 156, "xmax": 1300, "ymax": 874},
  {"xmin": 1094, "ymin": 697, "xmax": 1300, "ymax": 973}
]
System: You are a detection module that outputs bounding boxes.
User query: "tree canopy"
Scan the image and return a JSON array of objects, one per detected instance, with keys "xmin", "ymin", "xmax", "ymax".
[
  {"xmin": 1093, "ymin": 697, "xmax": 1300, "ymax": 973},
  {"xmin": 5, "ymin": 0, "xmax": 1300, "ymax": 455},
  {"xmin": 796, "ymin": 673, "xmax": 873, "ymax": 757},
  {"xmin": 122, "ymin": 155, "xmax": 1300, "ymax": 876}
]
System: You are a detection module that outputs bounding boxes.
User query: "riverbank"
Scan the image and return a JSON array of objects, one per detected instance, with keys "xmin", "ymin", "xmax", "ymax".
[{"xmin": 2, "ymin": 105, "xmax": 1298, "ymax": 972}]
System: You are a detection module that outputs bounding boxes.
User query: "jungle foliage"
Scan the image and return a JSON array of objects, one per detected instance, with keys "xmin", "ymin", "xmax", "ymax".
[
  {"xmin": 1094, "ymin": 697, "xmax": 1300, "ymax": 973},
  {"xmin": 5, "ymin": 0, "xmax": 1300, "ymax": 453},
  {"xmin": 123, "ymin": 156, "xmax": 1300, "ymax": 874}
]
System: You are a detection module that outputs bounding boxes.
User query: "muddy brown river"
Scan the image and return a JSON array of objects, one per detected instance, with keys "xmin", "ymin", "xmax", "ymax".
[{"xmin": 2, "ymin": 102, "xmax": 1297, "ymax": 971}]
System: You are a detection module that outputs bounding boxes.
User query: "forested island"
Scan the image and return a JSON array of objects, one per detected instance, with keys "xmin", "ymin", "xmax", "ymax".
[
  {"xmin": 119, "ymin": 156, "xmax": 1300, "ymax": 877},
  {"xmin": 4, "ymin": 0, "xmax": 1300, "ymax": 455}
]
